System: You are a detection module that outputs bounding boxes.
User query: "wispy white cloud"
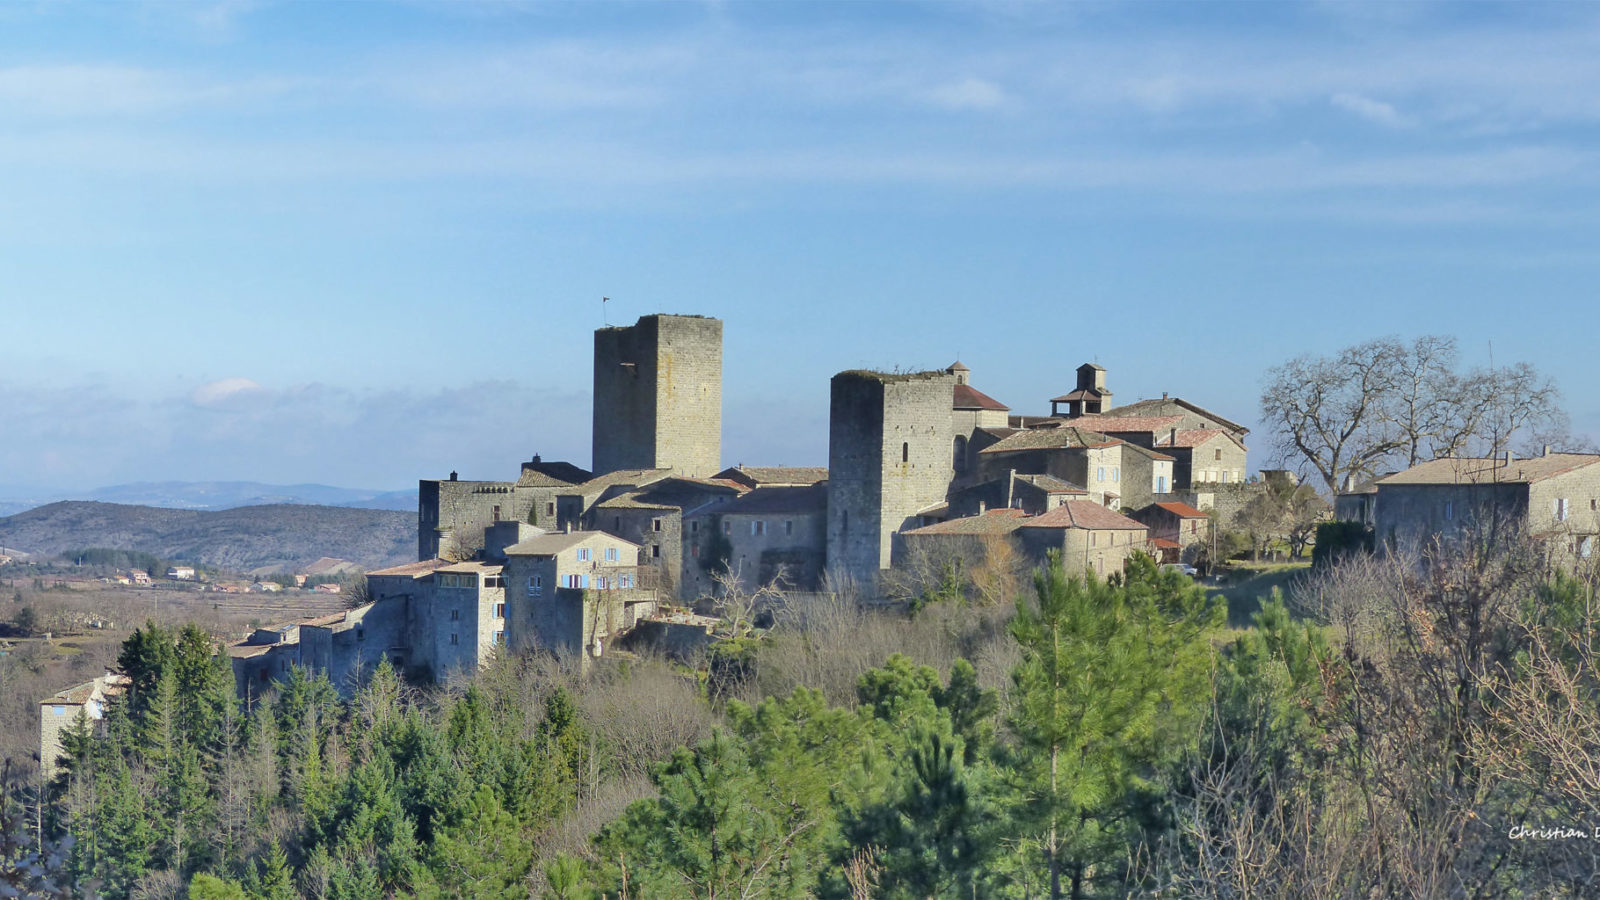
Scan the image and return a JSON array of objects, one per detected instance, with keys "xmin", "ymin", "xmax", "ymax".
[
  {"xmin": 922, "ymin": 77, "xmax": 1010, "ymax": 111},
  {"xmin": 1330, "ymin": 91, "xmax": 1408, "ymax": 127},
  {"xmin": 190, "ymin": 376, "xmax": 265, "ymax": 408}
]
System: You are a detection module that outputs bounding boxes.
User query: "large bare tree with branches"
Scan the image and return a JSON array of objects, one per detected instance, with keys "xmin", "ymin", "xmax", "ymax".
[{"xmin": 1261, "ymin": 335, "xmax": 1572, "ymax": 494}]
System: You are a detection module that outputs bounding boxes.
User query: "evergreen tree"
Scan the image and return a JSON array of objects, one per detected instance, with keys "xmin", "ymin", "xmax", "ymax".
[
  {"xmin": 428, "ymin": 784, "xmax": 532, "ymax": 899},
  {"xmin": 1005, "ymin": 553, "xmax": 1221, "ymax": 899}
]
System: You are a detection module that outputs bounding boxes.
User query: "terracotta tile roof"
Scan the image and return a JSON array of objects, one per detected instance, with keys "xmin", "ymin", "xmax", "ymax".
[
  {"xmin": 597, "ymin": 491, "xmax": 680, "ymax": 511},
  {"xmin": 570, "ymin": 468, "xmax": 674, "ymax": 494},
  {"xmin": 1377, "ymin": 454, "xmax": 1600, "ymax": 486},
  {"xmin": 902, "ymin": 509, "xmax": 1031, "ymax": 536},
  {"xmin": 1007, "ymin": 416, "xmax": 1058, "ymax": 429},
  {"xmin": 1155, "ymin": 429, "xmax": 1247, "ymax": 451},
  {"xmin": 1013, "ymin": 474, "xmax": 1087, "ymax": 494},
  {"xmin": 367, "ymin": 559, "xmax": 454, "ymax": 578},
  {"xmin": 226, "ymin": 643, "xmax": 273, "ymax": 659},
  {"xmin": 953, "ymin": 383, "xmax": 1009, "ymax": 411},
  {"xmin": 1069, "ymin": 414, "xmax": 1185, "ymax": 434},
  {"xmin": 42, "ymin": 675, "xmax": 128, "ymax": 705},
  {"xmin": 979, "ymin": 427, "xmax": 1121, "ymax": 454},
  {"xmin": 1120, "ymin": 443, "xmax": 1176, "ymax": 463},
  {"xmin": 518, "ymin": 459, "xmax": 592, "ymax": 486},
  {"xmin": 1151, "ymin": 537, "xmax": 1183, "ymax": 550},
  {"xmin": 1154, "ymin": 501, "xmax": 1209, "ymax": 518},
  {"xmin": 1019, "ymin": 501, "xmax": 1148, "ymax": 532},
  {"xmin": 716, "ymin": 484, "xmax": 828, "ymax": 516},
  {"xmin": 1106, "ymin": 397, "xmax": 1249, "ymax": 435},
  {"xmin": 716, "ymin": 466, "xmax": 829, "ymax": 487},
  {"xmin": 436, "ymin": 561, "xmax": 504, "ymax": 574},
  {"xmin": 504, "ymin": 530, "xmax": 638, "ymax": 556},
  {"xmin": 1050, "ymin": 388, "xmax": 1109, "ymax": 404}
]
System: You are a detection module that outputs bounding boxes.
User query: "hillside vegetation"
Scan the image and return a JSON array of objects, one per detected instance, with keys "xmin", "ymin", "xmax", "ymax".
[{"xmin": 0, "ymin": 501, "xmax": 415, "ymax": 573}]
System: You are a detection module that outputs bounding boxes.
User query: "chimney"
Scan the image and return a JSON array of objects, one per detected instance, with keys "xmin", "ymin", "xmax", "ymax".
[
  {"xmin": 1502, "ymin": 450, "xmax": 1514, "ymax": 467},
  {"xmin": 449, "ymin": 471, "xmax": 458, "ymax": 482},
  {"xmin": 1006, "ymin": 469, "xmax": 1016, "ymax": 510},
  {"xmin": 1168, "ymin": 428, "xmax": 1177, "ymax": 446},
  {"xmin": 1543, "ymin": 444, "xmax": 1553, "ymax": 457},
  {"xmin": 1162, "ymin": 392, "xmax": 1168, "ymax": 400},
  {"xmin": 978, "ymin": 500, "xmax": 987, "ymax": 514},
  {"xmin": 1343, "ymin": 473, "xmax": 1355, "ymax": 493}
]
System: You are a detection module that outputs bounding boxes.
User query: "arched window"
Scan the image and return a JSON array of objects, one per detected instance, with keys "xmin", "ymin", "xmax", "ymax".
[
  {"xmin": 953, "ymin": 435, "xmax": 968, "ymax": 474},
  {"xmin": 902, "ymin": 442, "xmax": 909, "ymax": 463}
]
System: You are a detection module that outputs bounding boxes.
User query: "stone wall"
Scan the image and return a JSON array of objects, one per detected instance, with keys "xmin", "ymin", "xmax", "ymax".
[
  {"xmin": 418, "ymin": 478, "xmax": 532, "ymax": 560},
  {"xmin": 592, "ymin": 314, "xmax": 723, "ymax": 478},
  {"xmin": 827, "ymin": 370, "xmax": 956, "ymax": 585}
]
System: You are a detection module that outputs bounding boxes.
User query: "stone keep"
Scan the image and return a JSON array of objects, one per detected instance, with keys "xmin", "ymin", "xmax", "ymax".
[
  {"xmin": 827, "ymin": 370, "xmax": 957, "ymax": 583},
  {"xmin": 593, "ymin": 314, "xmax": 723, "ymax": 478}
]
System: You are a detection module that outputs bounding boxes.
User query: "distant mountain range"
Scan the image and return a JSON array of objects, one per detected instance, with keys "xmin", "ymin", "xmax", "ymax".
[
  {"xmin": 0, "ymin": 481, "xmax": 418, "ymax": 517},
  {"xmin": 0, "ymin": 501, "xmax": 417, "ymax": 574}
]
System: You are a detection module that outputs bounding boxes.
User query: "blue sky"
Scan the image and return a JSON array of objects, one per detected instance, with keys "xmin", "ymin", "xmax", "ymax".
[{"xmin": 2, "ymin": 0, "xmax": 1597, "ymax": 492}]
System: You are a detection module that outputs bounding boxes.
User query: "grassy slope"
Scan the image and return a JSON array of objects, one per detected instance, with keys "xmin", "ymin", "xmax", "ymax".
[{"xmin": 1210, "ymin": 562, "xmax": 1313, "ymax": 628}]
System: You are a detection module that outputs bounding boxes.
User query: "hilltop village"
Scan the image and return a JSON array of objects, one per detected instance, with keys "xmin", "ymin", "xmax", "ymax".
[
  {"xmin": 38, "ymin": 314, "xmax": 1600, "ymax": 778},
  {"xmin": 221, "ymin": 313, "xmax": 1263, "ymax": 694}
]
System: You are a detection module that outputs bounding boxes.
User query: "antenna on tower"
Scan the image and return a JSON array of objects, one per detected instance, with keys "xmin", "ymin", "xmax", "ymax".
[{"xmin": 602, "ymin": 297, "xmax": 609, "ymax": 326}]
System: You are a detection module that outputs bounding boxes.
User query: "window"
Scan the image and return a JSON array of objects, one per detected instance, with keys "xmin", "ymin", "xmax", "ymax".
[
  {"xmin": 546, "ymin": 502, "xmax": 555, "ymax": 516},
  {"xmin": 576, "ymin": 548, "xmax": 592, "ymax": 561},
  {"xmin": 614, "ymin": 516, "xmax": 621, "ymax": 531},
  {"xmin": 1557, "ymin": 498, "xmax": 1571, "ymax": 522},
  {"xmin": 651, "ymin": 544, "xmax": 661, "ymax": 558},
  {"xmin": 724, "ymin": 520, "xmax": 732, "ymax": 535},
  {"xmin": 652, "ymin": 518, "xmax": 662, "ymax": 532},
  {"xmin": 528, "ymin": 575, "xmax": 543, "ymax": 596},
  {"xmin": 752, "ymin": 520, "xmax": 766, "ymax": 536},
  {"xmin": 438, "ymin": 573, "xmax": 456, "ymax": 588},
  {"xmin": 462, "ymin": 573, "xmax": 476, "ymax": 589},
  {"xmin": 1113, "ymin": 467, "xmax": 1120, "ymax": 483},
  {"xmin": 1215, "ymin": 448, "xmax": 1223, "ymax": 461},
  {"xmin": 1097, "ymin": 467, "xmax": 1105, "ymax": 482},
  {"xmin": 691, "ymin": 543, "xmax": 700, "ymax": 557},
  {"xmin": 450, "ymin": 608, "xmax": 460, "ymax": 621},
  {"xmin": 1582, "ymin": 537, "xmax": 1594, "ymax": 558},
  {"xmin": 785, "ymin": 520, "xmax": 793, "ymax": 536},
  {"xmin": 450, "ymin": 633, "xmax": 459, "ymax": 646},
  {"xmin": 356, "ymin": 628, "xmax": 364, "ymax": 642},
  {"xmin": 605, "ymin": 547, "xmax": 618, "ymax": 562},
  {"xmin": 493, "ymin": 602, "xmax": 506, "ymax": 618},
  {"xmin": 691, "ymin": 520, "xmax": 699, "ymax": 533},
  {"xmin": 902, "ymin": 442, "xmax": 909, "ymax": 463},
  {"xmin": 620, "ymin": 573, "xmax": 633, "ymax": 589},
  {"xmin": 565, "ymin": 574, "xmax": 585, "ymax": 589},
  {"xmin": 1156, "ymin": 476, "xmax": 1167, "ymax": 493},
  {"xmin": 494, "ymin": 630, "xmax": 506, "ymax": 646},
  {"xmin": 491, "ymin": 505, "xmax": 501, "ymax": 521},
  {"xmin": 484, "ymin": 574, "xmax": 503, "ymax": 588},
  {"xmin": 1444, "ymin": 501, "xmax": 1454, "ymax": 520},
  {"xmin": 1090, "ymin": 533, "xmax": 1097, "ymax": 547},
  {"xmin": 1221, "ymin": 471, "xmax": 1230, "ymax": 484}
]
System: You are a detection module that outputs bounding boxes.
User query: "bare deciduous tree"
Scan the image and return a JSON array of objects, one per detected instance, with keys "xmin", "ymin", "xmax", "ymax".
[{"xmin": 1261, "ymin": 335, "xmax": 1573, "ymax": 495}]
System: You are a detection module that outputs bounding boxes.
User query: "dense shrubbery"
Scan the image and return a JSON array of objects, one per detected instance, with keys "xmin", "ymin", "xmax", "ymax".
[{"xmin": 5, "ymin": 547, "xmax": 1599, "ymax": 898}]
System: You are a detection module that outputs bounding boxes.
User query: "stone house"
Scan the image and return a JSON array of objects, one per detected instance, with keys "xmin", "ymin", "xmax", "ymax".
[
  {"xmin": 947, "ymin": 472, "xmax": 1086, "ymax": 518},
  {"xmin": 1016, "ymin": 501, "xmax": 1152, "ymax": 577},
  {"xmin": 683, "ymin": 482, "xmax": 829, "ymax": 596},
  {"xmin": 501, "ymin": 530, "xmax": 659, "ymax": 672},
  {"xmin": 39, "ymin": 673, "xmax": 128, "ymax": 777},
  {"xmin": 895, "ymin": 508, "xmax": 1032, "ymax": 571},
  {"xmin": 588, "ymin": 475, "xmax": 745, "ymax": 600},
  {"xmin": 1371, "ymin": 452, "xmax": 1600, "ymax": 566},
  {"xmin": 1154, "ymin": 429, "xmax": 1249, "ymax": 488},
  {"xmin": 1131, "ymin": 501, "xmax": 1210, "ymax": 564},
  {"xmin": 976, "ymin": 427, "xmax": 1126, "ymax": 506}
]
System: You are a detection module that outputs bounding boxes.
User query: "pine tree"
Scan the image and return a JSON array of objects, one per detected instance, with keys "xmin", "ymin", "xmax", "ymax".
[
  {"xmin": 1006, "ymin": 553, "xmax": 1221, "ymax": 899},
  {"xmin": 428, "ymin": 784, "xmax": 531, "ymax": 899}
]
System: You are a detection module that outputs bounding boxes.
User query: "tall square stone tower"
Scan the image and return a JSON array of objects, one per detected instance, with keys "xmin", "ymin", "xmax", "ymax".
[
  {"xmin": 592, "ymin": 314, "xmax": 723, "ymax": 478},
  {"xmin": 827, "ymin": 369, "xmax": 956, "ymax": 584}
]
